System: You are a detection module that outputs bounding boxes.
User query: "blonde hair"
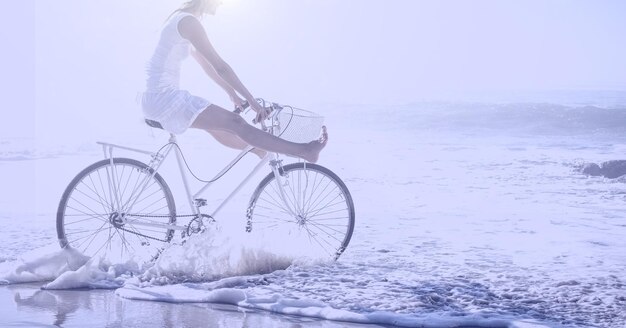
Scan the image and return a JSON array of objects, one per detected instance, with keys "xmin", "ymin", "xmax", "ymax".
[
  {"xmin": 177, "ymin": 0, "xmax": 205, "ymax": 13},
  {"xmin": 168, "ymin": 0, "xmax": 205, "ymax": 20}
]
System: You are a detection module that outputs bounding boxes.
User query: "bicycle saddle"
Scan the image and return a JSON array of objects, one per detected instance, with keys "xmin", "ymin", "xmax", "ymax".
[{"xmin": 145, "ymin": 119, "xmax": 164, "ymax": 130}]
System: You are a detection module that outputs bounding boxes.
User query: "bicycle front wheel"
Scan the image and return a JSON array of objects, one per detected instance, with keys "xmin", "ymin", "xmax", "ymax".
[
  {"xmin": 247, "ymin": 163, "xmax": 355, "ymax": 260},
  {"xmin": 56, "ymin": 158, "xmax": 176, "ymax": 262}
]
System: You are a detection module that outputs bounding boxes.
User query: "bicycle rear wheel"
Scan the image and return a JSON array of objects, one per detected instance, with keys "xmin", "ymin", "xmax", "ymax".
[
  {"xmin": 56, "ymin": 158, "xmax": 176, "ymax": 262},
  {"xmin": 247, "ymin": 163, "xmax": 355, "ymax": 260}
]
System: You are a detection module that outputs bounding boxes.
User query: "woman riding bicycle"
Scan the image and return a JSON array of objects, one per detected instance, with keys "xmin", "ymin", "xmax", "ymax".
[{"xmin": 142, "ymin": 0, "xmax": 328, "ymax": 162}]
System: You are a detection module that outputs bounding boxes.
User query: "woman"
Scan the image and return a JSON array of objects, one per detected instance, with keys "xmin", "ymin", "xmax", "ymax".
[{"xmin": 142, "ymin": 0, "xmax": 327, "ymax": 162}]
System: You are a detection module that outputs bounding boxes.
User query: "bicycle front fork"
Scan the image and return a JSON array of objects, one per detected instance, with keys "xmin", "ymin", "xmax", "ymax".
[{"xmin": 268, "ymin": 159, "xmax": 299, "ymax": 217}]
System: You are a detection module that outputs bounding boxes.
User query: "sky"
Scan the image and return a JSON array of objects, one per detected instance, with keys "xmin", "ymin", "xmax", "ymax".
[{"xmin": 1, "ymin": 0, "xmax": 626, "ymax": 139}]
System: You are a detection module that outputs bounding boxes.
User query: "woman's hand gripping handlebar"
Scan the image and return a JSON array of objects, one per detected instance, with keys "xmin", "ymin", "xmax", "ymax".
[{"xmin": 233, "ymin": 98, "xmax": 281, "ymax": 131}]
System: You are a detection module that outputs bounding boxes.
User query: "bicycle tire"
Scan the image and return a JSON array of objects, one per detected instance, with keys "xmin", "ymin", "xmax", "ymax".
[
  {"xmin": 247, "ymin": 163, "xmax": 355, "ymax": 260},
  {"xmin": 56, "ymin": 158, "xmax": 176, "ymax": 262}
]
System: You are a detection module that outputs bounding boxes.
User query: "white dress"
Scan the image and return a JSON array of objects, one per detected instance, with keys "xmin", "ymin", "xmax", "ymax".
[{"xmin": 142, "ymin": 11, "xmax": 211, "ymax": 134}]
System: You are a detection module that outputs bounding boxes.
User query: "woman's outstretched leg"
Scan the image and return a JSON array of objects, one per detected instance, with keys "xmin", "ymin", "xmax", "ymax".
[
  {"xmin": 207, "ymin": 130, "xmax": 266, "ymax": 158},
  {"xmin": 191, "ymin": 104, "xmax": 327, "ymax": 163}
]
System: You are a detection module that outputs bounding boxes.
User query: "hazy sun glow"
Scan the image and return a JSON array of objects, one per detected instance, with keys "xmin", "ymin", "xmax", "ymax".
[{"xmin": 2, "ymin": 0, "xmax": 626, "ymax": 140}]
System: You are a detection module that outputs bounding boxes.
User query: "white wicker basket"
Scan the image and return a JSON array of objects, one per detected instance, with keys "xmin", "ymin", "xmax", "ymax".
[{"xmin": 271, "ymin": 107, "xmax": 324, "ymax": 143}]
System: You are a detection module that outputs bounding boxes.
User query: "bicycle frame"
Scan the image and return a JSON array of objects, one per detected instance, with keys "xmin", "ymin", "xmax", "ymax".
[{"xmin": 96, "ymin": 132, "xmax": 298, "ymax": 232}]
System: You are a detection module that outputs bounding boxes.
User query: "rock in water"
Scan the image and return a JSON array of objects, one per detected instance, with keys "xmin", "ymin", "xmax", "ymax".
[{"xmin": 581, "ymin": 160, "xmax": 626, "ymax": 179}]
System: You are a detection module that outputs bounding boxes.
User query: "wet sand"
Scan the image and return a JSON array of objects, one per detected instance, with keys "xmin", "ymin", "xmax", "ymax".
[{"xmin": 0, "ymin": 284, "xmax": 387, "ymax": 328}]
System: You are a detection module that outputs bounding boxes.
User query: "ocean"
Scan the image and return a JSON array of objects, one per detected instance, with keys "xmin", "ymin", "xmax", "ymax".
[{"xmin": 1, "ymin": 92, "xmax": 625, "ymax": 327}]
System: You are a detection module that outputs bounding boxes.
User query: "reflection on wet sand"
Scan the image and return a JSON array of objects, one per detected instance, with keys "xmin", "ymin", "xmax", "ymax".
[
  {"xmin": 13, "ymin": 286, "xmax": 81, "ymax": 326},
  {"xmin": 1, "ymin": 284, "xmax": 381, "ymax": 328}
]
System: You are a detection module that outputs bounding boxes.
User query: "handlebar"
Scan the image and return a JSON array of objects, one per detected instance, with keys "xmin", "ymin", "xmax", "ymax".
[
  {"xmin": 233, "ymin": 98, "xmax": 285, "ymax": 125},
  {"xmin": 233, "ymin": 100, "xmax": 250, "ymax": 114}
]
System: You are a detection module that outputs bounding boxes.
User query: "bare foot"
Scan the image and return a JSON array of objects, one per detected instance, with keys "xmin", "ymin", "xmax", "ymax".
[{"xmin": 301, "ymin": 126, "xmax": 328, "ymax": 163}]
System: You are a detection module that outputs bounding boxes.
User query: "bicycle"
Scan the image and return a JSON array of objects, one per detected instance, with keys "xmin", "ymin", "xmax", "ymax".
[{"xmin": 56, "ymin": 100, "xmax": 355, "ymax": 263}]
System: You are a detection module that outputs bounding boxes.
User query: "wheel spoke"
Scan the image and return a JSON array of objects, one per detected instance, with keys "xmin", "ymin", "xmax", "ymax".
[
  {"xmin": 255, "ymin": 200, "xmax": 292, "ymax": 217},
  {"xmin": 120, "ymin": 167, "xmax": 148, "ymax": 211},
  {"xmin": 304, "ymin": 179, "xmax": 333, "ymax": 215},
  {"xmin": 88, "ymin": 173, "xmax": 113, "ymax": 214},
  {"xmin": 66, "ymin": 204, "xmax": 108, "ymax": 223},
  {"xmin": 307, "ymin": 220, "xmax": 346, "ymax": 240},
  {"xmin": 115, "ymin": 165, "xmax": 127, "ymax": 205},
  {"xmin": 144, "ymin": 204, "xmax": 171, "ymax": 216},
  {"xmin": 257, "ymin": 193, "xmax": 289, "ymax": 213},
  {"xmin": 96, "ymin": 167, "xmax": 115, "ymax": 211},
  {"xmin": 76, "ymin": 180, "xmax": 111, "ymax": 210},
  {"xmin": 306, "ymin": 201, "xmax": 347, "ymax": 219},
  {"xmin": 123, "ymin": 178, "xmax": 159, "ymax": 213},
  {"xmin": 116, "ymin": 227, "xmax": 138, "ymax": 255},
  {"xmin": 249, "ymin": 213, "xmax": 294, "ymax": 223},
  {"xmin": 307, "ymin": 216, "xmax": 349, "ymax": 222},
  {"xmin": 269, "ymin": 180, "xmax": 297, "ymax": 215},
  {"xmin": 64, "ymin": 215, "xmax": 107, "ymax": 226},
  {"xmin": 306, "ymin": 184, "xmax": 339, "ymax": 217},
  {"xmin": 302, "ymin": 171, "xmax": 321, "ymax": 216},
  {"xmin": 132, "ymin": 195, "xmax": 167, "ymax": 217},
  {"xmin": 285, "ymin": 177, "xmax": 303, "ymax": 215},
  {"xmin": 303, "ymin": 224, "xmax": 336, "ymax": 257},
  {"xmin": 133, "ymin": 186, "xmax": 164, "ymax": 208},
  {"xmin": 75, "ymin": 220, "xmax": 110, "ymax": 252},
  {"xmin": 58, "ymin": 159, "xmax": 175, "ymax": 262},
  {"xmin": 249, "ymin": 165, "xmax": 354, "ymax": 260}
]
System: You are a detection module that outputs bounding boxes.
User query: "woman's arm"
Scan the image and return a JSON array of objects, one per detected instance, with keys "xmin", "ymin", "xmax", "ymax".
[
  {"xmin": 191, "ymin": 49, "xmax": 236, "ymax": 98},
  {"xmin": 191, "ymin": 49, "xmax": 245, "ymax": 109},
  {"xmin": 179, "ymin": 16, "xmax": 263, "ymax": 115}
]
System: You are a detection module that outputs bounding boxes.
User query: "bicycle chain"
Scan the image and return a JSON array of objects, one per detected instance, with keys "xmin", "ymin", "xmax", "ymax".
[{"xmin": 117, "ymin": 213, "xmax": 200, "ymax": 243}]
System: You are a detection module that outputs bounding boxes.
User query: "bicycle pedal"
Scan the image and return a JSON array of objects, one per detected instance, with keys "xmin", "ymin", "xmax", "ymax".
[
  {"xmin": 184, "ymin": 225, "xmax": 203, "ymax": 238},
  {"xmin": 185, "ymin": 216, "xmax": 210, "ymax": 237}
]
